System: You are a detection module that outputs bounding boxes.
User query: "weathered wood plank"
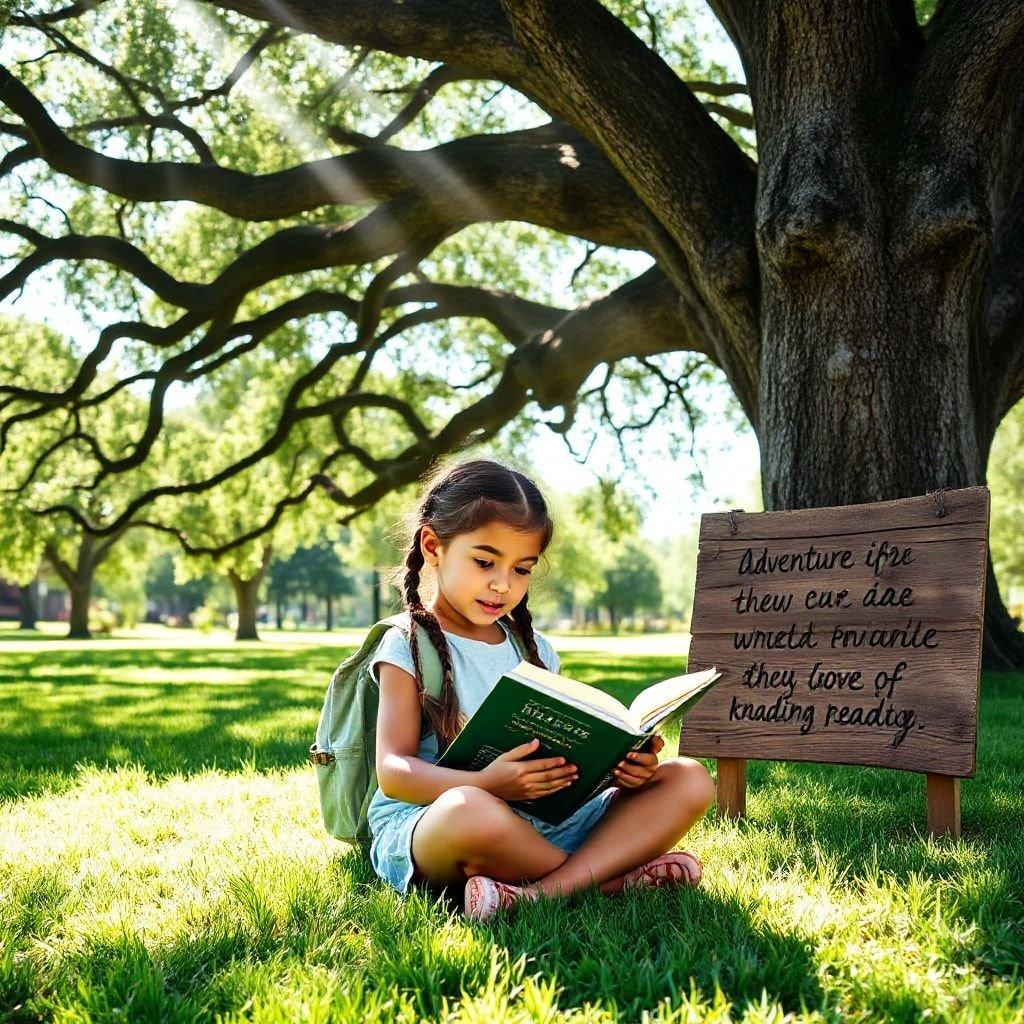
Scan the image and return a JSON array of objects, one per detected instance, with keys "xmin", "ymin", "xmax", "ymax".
[
  {"xmin": 698, "ymin": 487, "xmax": 988, "ymax": 542},
  {"xmin": 680, "ymin": 487, "xmax": 988, "ymax": 779}
]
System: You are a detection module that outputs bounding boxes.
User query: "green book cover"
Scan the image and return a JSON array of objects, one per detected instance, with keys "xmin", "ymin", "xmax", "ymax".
[{"xmin": 435, "ymin": 663, "xmax": 721, "ymax": 825}]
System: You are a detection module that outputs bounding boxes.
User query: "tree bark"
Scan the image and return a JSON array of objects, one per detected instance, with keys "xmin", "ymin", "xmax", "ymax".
[
  {"xmin": 229, "ymin": 573, "xmax": 261, "ymax": 641},
  {"xmin": 18, "ymin": 578, "xmax": 38, "ymax": 630},
  {"xmin": 227, "ymin": 545, "xmax": 272, "ymax": 641},
  {"xmin": 742, "ymin": 0, "xmax": 1023, "ymax": 669},
  {"xmin": 325, "ymin": 592, "xmax": 333, "ymax": 631},
  {"xmin": 67, "ymin": 575, "xmax": 93, "ymax": 639}
]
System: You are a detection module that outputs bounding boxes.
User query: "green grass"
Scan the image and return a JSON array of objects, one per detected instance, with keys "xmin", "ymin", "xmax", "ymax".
[{"xmin": 1, "ymin": 634, "xmax": 1022, "ymax": 1023}]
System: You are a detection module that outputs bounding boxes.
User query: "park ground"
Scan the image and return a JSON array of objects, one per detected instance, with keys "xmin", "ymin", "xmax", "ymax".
[{"xmin": 1, "ymin": 626, "xmax": 1022, "ymax": 1024}]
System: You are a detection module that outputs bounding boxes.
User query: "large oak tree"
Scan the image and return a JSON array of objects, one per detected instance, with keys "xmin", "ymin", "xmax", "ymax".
[{"xmin": 2, "ymin": 1, "xmax": 1022, "ymax": 665}]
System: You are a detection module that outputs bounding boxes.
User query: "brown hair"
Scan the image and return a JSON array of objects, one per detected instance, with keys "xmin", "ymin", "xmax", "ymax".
[{"xmin": 386, "ymin": 458, "xmax": 554, "ymax": 750}]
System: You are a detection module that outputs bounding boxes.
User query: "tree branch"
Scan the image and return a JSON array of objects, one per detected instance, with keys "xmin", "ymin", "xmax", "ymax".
[
  {"xmin": 0, "ymin": 222, "xmax": 207, "ymax": 307},
  {"xmin": 385, "ymin": 282, "xmax": 568, "ymax": 344},
  {"xmin": 43, "ymin": 540, "xmax": 75, "ymax": 589},
  {"xmin": 685, "ymin": 79, "xmax": 748, "ymax": 98},
  {"xmin": 198, "ymin": 0, "xmax": 532, "ymax": 88},
  {"xmin": 913, "ymin": 1, "xmax": 1024, "ymax": 184},
  {"xmin": 25, "ymin": 264, "xmax": 712, "ymax": 541},
  {"xmin": 328, "ymin": 63, "xmax": 484, "ymax": 147},
  {"xmin": 10, "ymin": 1, "xmax": 111, "ymax": 26},
  {"xmin": 495, "ymin": 0, "xmax": 757, "ymax": 367},
  {"xmin": 0, "ymin": 70, "xmax": 647, "ymax": 248}
]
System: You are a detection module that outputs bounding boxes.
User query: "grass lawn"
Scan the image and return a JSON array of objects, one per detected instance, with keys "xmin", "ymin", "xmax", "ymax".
[{"xmin": 1, "ymin": 630, "xmax": 1022, "ymax": 1023}]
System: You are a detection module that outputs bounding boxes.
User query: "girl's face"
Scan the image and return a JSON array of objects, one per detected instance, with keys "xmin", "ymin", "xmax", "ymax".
[{"xmin": 420, "ymin": 520, "xmax": 544, "ymax": 630}]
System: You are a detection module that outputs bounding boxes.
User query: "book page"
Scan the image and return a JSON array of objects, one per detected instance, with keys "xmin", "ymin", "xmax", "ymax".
[
  {"xmin": 511, "ymin": 661, "xmax": 632, "ymax": 725},
  {"xmin": 627, "ymin": 668, "xmax": 721, "ymax": 731}
]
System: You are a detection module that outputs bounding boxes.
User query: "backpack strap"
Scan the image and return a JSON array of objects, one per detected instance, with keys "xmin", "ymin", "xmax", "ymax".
[{"xmin": 375, "ymin": 611, "xmax": 445, "ymax": 700}]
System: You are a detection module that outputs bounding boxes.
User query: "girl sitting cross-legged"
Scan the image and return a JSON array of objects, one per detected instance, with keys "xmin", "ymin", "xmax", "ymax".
[{"xmin": 367, "ymin": 457, "xmax": 716, "ymax": 920}]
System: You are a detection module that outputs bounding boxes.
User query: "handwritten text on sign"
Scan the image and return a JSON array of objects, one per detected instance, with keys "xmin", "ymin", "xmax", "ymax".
[{"xmin": 679, "ymin": 488, "xmax": 989, "ymax": 776}]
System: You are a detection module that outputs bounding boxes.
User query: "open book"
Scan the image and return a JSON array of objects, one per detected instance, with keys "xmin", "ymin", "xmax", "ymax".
[{"xmin": 435, "ymin": 662, "xmax": 722, "ymax": 825}]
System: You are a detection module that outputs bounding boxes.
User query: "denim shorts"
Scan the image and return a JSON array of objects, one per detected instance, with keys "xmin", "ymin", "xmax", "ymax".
[{"xmin": 367, "ymin": 787, "xmax": 619, "ymax": 894}]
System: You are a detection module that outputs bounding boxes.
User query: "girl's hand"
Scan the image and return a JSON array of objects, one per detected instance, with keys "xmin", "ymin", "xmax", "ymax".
[
  {"xmin": 478, "ymin": 738, "xmax": 578, "ymax": 802},
  {"xmin": 612, "ymin": 734, "xmax": 665, "ymax": 789}
]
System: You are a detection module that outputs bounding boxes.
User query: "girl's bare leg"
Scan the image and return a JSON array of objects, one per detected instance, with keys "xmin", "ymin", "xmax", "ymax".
[
  {"xmin": 529, "ymin": 758, "xmax": 716, "ymax": 898},
  {"xmin": 410, "ymin": 785, "xmax": 570, "ymax": 886}
]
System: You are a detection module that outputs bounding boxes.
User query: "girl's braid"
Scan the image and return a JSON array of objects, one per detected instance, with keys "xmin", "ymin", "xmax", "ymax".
[
  {"xmin": 403, "ymin": 527, "xmax": 462, "ymax": 749},
  {"xmin": 508, "ymin": 592, "xmax": 545, "ymax": 668}
]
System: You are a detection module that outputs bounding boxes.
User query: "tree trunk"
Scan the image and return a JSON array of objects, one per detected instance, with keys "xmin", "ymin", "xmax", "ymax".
[
  {"xmin": 276, "ymin": 594, "xmax": 283, "ymax": 629},
  {"xmin": 757, "ymin": 236, "xmax": 1021, "ymax": 665},
  {"xmin": 227, "ymin": 546, "xmax": 272, "ymax": 641},
  {"xmin": 18, "ymin": 578, "xmax": 38, "ymax": 630},
  {"xmin": 747, "ymin": 4, "xmax": 1023, "ymax": 669},
  {"xmin": 325, "ymin": 592, "xmax": 333, "ymax": 631},
  {"xmin": 68, "ymin": 576, "xmax": 93, "ymax": 639},
  {"xmin": 608, "ymin": 605, "xmax": 618, "ymax": 634},
  {"xmin": 230, "ymin": 574, "xmax": 261, "ymax": 641}
]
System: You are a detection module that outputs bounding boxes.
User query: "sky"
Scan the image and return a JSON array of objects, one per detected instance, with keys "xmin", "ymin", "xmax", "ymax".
[
  {"xmin": 1, "ymin": 4, "xmax": 762, "ymax": 543},
  {"xmin": 526, "ymin": 395, "xmax": 761, "ymax": 542}
]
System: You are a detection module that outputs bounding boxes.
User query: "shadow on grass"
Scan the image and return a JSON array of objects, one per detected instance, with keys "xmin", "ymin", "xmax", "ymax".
[
  {"xmin": 0, "ymin": 647, "xmax": 679, "ymax": 803},
  {"xmin": 730, "ymin": 670, "xmax": 1024, "ymax": 849},
  {"xmin": 1, "ymin": 843, "xmax": 829, "ymax": 1023},
  {"xmin": 4, "ymin": 646, "xmax": 1021, "ymax": 1022},
  {"xmin": 474, "ymin": 876, "xmax": 825, "ymax": 1019},
  {"xmin": 0, "ymin": 645, "xmax": 353, "ymax": 801}
]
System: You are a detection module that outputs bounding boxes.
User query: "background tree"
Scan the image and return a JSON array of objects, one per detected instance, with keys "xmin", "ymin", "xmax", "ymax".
[
  {"xmin": 650, "ymin": 462, "xmax": 763, "ymax": 627},
  {"xmin": 333, "ymin": 491, "xmax": 408, "ymax": 622},
  {"xmin": 155, "ymin": 411, "xmax": 328, "ymax": 642},
  {"xmin": 536, "ymin": 479, "xmax": 646, "ymax": 626},
  {"xmin": 265, "ymin": 552, "xmax": 294, "ymax": 629},
  {"xmin": 598, "ymin": 539, "xmax": 663, "ymax": 633},
  {"xmin": 650, "ymin": 526, "xmax": 699, "ymax": 628},
  {"xmin": 0, "ymin": 318, "xmax": 156, "ymax": 636},
  {"xmin": 17, "ymin": 574, "xmax": 39, "ymax": 629},
  {"xmin": 269, "ymin": 540, "xmax": 352, "ymax": 629},
  {"xmin": 3, "ymin": 1, "xmax": 1023, "ymax": 664},
  {"xmin": 144, "ymin": 549, "xmax": 213, "ymax": 623},
  {"xmin": 988, "ymin": 398, "xmax": 1024, "ymax": 617}
]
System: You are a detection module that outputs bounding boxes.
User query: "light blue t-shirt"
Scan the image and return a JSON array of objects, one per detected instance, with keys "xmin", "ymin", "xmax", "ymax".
[{"xmin": 367, "ymin": 619, "xmax": 560, "ymax": 813}]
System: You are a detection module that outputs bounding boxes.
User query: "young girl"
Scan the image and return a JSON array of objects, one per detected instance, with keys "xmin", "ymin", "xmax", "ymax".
[{"xmin": 367, "ymin": 458, "xmax": 716, "ymax": 920}]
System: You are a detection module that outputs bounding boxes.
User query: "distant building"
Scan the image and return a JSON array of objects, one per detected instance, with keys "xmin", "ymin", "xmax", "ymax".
[
  {"xmin": 0, "ymin": 578, "xmax": 69, "ymax": 621},
  {"xmin": 0, "ymin": 580, "xmax": 18, "ymax": 619}
]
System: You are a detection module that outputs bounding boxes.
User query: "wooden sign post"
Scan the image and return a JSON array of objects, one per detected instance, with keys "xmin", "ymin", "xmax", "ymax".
[{"xmin": 679, "ymin": 486, "xmax": 989, "ymax": 839}]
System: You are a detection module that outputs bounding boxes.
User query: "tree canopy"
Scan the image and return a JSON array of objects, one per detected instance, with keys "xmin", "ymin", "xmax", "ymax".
[
  {"xmin": 2, "ymin": 0, "xmax": 1023, "ymax": 663},
  {"xmin": 0, "ymin": 1, "xmax": 730, "ymax": 549}
]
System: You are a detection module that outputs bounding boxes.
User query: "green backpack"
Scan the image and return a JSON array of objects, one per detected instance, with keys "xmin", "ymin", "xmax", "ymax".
[{"xmin": 309, "ymin": 611, "xmax": 527, "ymax": 847}]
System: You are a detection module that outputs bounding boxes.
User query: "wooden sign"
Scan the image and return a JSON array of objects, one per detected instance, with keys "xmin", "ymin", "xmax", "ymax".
[{"xmin": 679, "ymin": 486, "xmax": 989, "ymax": 838}]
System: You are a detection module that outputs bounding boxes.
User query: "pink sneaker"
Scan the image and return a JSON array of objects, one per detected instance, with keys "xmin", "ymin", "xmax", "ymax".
[
  {"xmin": 463, "ymin": 876, "xmax": 537, "ymax": 921},
  {"xmin": 620, "ymin": 850, "xmax": 703, "ymax": 891}
]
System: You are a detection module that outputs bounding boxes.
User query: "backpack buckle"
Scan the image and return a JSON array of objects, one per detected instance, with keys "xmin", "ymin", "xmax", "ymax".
[{"xmin": 308, "ymin": 744, "xmax": 335, "ymax": 766}]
